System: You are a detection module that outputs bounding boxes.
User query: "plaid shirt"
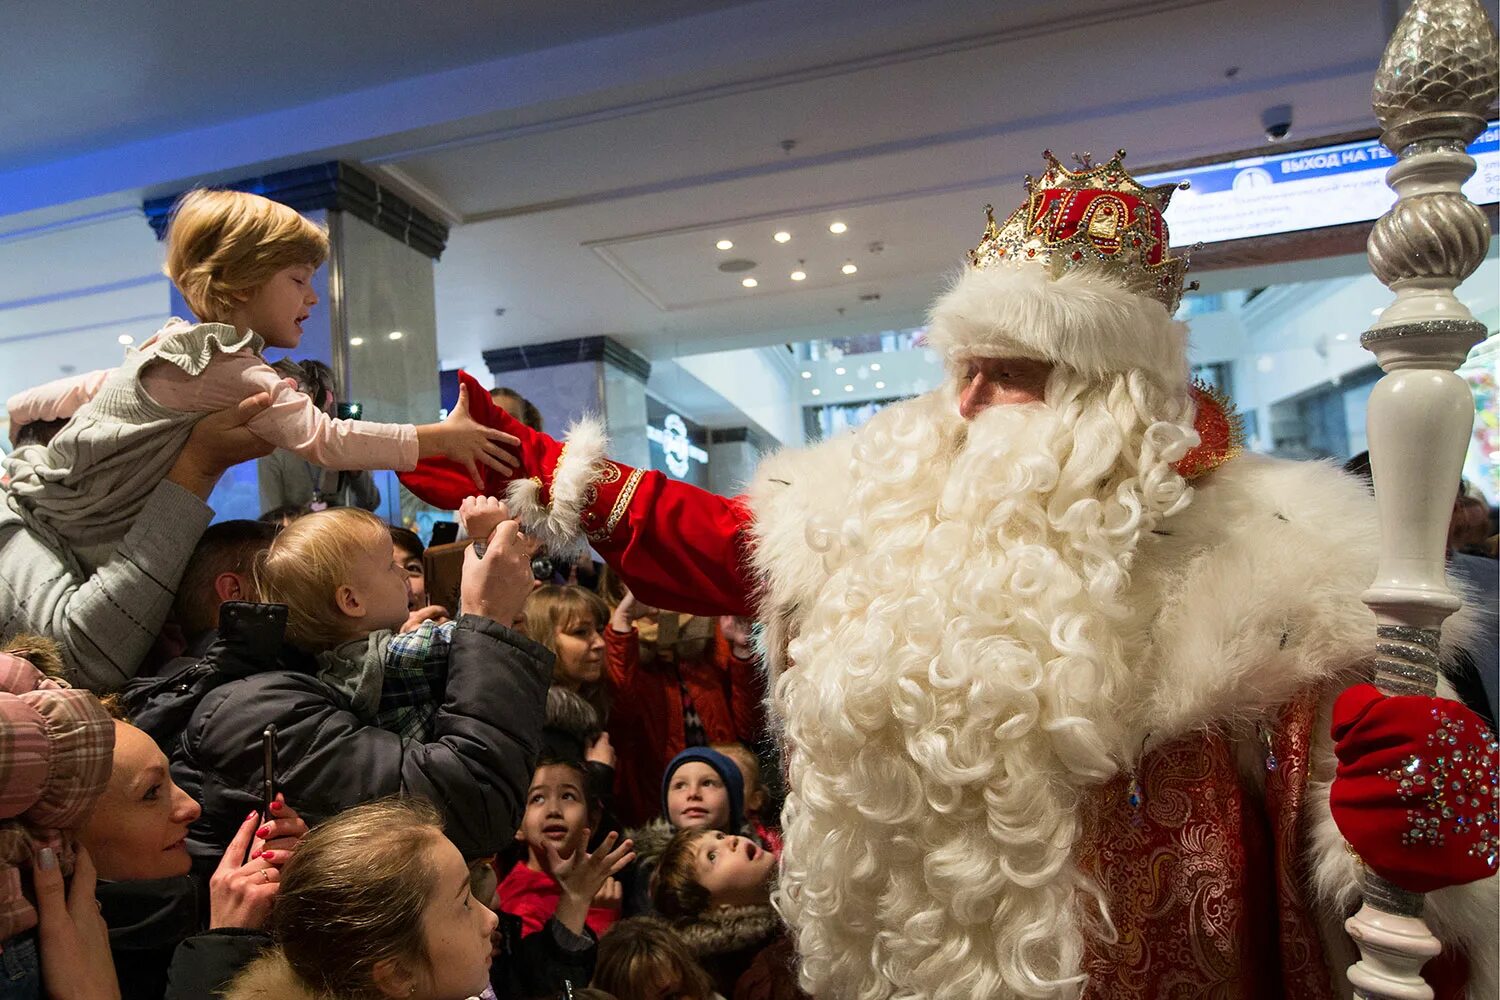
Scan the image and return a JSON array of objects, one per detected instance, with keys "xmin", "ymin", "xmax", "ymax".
[{"xmin": 375, "ymin": 620, "xmax": 457, "ymax": 740}]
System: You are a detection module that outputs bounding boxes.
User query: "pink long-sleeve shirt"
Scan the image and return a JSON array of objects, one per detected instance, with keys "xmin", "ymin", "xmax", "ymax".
[{"xmin": 7, "ymin": 345, "xmax": 416, "ymax": 472}]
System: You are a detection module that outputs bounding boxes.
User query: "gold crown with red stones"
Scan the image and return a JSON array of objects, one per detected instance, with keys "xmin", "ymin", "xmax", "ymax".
[{"xmin": 969, "ymin": 149, "xmax": 1197, "ymax": 313}]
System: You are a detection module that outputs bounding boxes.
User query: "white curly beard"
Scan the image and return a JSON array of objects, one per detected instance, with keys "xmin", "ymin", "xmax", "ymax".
[{"xmin": 771, "ymin": 371, "xmax": 1198, "ymax": 1000}]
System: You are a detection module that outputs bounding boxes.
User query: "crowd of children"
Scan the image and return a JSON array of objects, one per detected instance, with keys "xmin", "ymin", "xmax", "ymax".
[{"xmin": 0, "ymin": 188, "xmax": 794, "ymax": 1000}]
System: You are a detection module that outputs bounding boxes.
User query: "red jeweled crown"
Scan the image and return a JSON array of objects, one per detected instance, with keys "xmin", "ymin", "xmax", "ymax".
[{"xmin": 969, "ymin": 150, "xmax": 1197, "ymax": 313}]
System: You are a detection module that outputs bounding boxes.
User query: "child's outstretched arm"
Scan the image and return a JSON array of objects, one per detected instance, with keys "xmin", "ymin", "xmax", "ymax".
[
  {"xmin": 6, "ymin": 368, "xmax": 110, "ymax": 436},
  {"xmin": 186, "ymin": 358, "xmax": 518, "ymax": 486}
]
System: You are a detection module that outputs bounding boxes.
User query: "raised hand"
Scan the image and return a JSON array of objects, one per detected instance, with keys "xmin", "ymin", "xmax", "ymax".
[
  {"xmin": 609, "ymin": 588, "xmax": 658, "ymax": 633},
  {"xmin": 460, "ymin": 519, "xmax": 534, "ymax": 627},
  {"xmin": 168, "ymin": 392, "xmax": 276, "ymax": 499},
  {"xmin": 585, "ymin": 731, "xmax": 616, "ymax": 769},
  {"xmin": 459, "ymin": 495, "xmax": 510, "ymax": 546},
  {"xmin": 209, "ymin": 810, "xmax": 282, "ymax": 930},
  {"xmin": 33, "ymin": 845, "xmax": 120, "ymax": 1000},
  {"xmin": 592, "ymin": 876, "xmax": 623, "ymax": 911},
  {"xmin": 250, "ymin": 793, "xmax": 309, "ymax": 861},
  {"xmin": 401, "ymin": 604, "xmax": 451, "ymax": 633},
  {"xmin": 419, "ymin": 384, "xmax": 521, "ymax": 488},
  {"xmin": 542, "ymin": 830, "xmax": 636, "ymax": 936}
]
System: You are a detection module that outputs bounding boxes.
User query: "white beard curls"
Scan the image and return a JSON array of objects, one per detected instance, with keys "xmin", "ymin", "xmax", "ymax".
[{"xmin": 771, "ymin": 371, "xmax": 1198, "ymax": 1000}]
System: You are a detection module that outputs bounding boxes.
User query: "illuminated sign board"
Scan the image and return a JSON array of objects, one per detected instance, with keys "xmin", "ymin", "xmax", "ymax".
[
  {"xmin": 645, "ymin": 398, "xmax": 709, "ymax": 485},
  {"xmin": 1139, "ymin": 122, "xmax": 1498, "ymax": 246}
]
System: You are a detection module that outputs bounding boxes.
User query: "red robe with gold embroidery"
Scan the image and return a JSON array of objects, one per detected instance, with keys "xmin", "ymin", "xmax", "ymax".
[{"xmin": 401, "ymin": 374, "xmax": 1490, "ymax": 999}]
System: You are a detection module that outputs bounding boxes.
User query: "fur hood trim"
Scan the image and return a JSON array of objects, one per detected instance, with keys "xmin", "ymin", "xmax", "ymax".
[
  {"xmin": 674, "ymin": 902, "xmax": 782, "ymax": 958},
  {"xmin": 507, "ymin": 415, "xmax": 607, "ymax": 557},
  {"xmin": 924, "ymin": 261, "xmax": 1189, "ymax": 389},
  {"xmin": 222, "ymin": 952, "xmax": 320, "ymax": 1000},
  {"xmin": 626, "ymin": 818, "xmax": 677, "ymax": 864}
]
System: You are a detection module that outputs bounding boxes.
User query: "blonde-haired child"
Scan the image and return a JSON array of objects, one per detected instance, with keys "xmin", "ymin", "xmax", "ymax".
[
  {"xmin": 3, "ymin": 188, "xmax": 515, "ymax": 579},
  {"xmin": 254, "ymin": 505, "xmax": 453, "ymax": 737}
]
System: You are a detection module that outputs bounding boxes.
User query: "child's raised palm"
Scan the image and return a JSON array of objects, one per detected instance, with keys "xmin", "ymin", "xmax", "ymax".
[
  {"xmin": 541, "ymin": 830, "xmax": 635, "ymax": 904},
  {"xmin": 434, "ymin": 384, "xmax": 521, "ymax": 487}
]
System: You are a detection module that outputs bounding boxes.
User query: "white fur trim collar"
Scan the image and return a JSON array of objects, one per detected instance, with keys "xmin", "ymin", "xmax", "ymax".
[{"xmin": 506, "ymin": 416, "xmax": 608, "ymax": 556}]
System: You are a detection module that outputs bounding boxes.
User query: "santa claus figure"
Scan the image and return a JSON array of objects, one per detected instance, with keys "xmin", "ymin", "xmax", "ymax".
[{"xmin": 404, "ymin": 151, "xmax": 1497, "ymax": 999}]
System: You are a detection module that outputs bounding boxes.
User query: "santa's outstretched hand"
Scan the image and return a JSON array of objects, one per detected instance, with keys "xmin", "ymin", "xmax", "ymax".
[{"xmin": 1330, "ymin": 683, "xmax": 1498, "ymax": 893}]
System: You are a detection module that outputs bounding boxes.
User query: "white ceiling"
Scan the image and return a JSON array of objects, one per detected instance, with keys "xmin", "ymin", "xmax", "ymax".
[{"xmin": 2, "ymin": 0, "xmax": 1496, "ymax": 417}]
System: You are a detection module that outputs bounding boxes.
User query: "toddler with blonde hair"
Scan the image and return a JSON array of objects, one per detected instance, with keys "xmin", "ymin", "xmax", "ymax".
[
  {"xmin": 3, "ymin": 188, "xmax": 515, "ymax": 579},
  {"xmin": 253, "ymin": 505, "xmax": 481, "ymax": 738}
]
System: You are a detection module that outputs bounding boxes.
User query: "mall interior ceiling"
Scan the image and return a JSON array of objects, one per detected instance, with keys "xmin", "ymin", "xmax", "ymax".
[{"xmin": 6, "ymin": 0, "xmax": 1490, "ymax": 377}]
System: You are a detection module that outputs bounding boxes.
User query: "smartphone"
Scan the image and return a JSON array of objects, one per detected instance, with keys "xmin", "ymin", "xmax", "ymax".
[
  {"xmin": 261, "ymin": 724, "xmax": 279, "ymax": 818},
  {"xmin": 429, "ymin": 520, "xmax": 459, "ymax": 546},
  {"xmin": 337, "ymin": 401, "xmax": 363, "ymax": 420}
]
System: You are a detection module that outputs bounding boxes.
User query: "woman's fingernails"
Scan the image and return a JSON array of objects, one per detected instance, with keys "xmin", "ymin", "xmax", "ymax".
[
  {"xmin": 270, "ymin": 800, "xmax": 283, "ymax": 814},
  {"xmin": 256, "ymin": 826, "xmax": 270, "ymax": 839},
  {"xmin": 38, "ymin": 848, "xmax": 56, "ymax": 871},
  {"xmin": 250, "ymin": 851, "xmax": 262, "ymax": 860},
  {"xmin": 261, "ymin": 850, "xmax": 277, "ymax": 862},
  {"xmin": 246, "ymin": 810, "xmax": 258, "ymax": 822}
]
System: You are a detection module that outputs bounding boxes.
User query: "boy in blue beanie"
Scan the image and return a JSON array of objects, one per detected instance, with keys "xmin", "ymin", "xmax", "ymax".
[{"xmin": 661, "ymin": 747, "xmax": 744, "ymax": 833}]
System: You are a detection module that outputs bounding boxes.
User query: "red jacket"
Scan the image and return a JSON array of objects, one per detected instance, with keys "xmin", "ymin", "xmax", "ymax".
[
  {"xmin": 495, "ymin": 859, "xmax": 618, "ymax": 939},
  {"xmin": 605, "ymin": 625, "xmax": 765, "ymax": 827}
]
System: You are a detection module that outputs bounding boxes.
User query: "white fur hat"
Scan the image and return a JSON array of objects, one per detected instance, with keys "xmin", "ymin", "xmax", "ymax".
[{"xmin": 925, "ymin": 259, "xmax": 1191, "ymax": 389}]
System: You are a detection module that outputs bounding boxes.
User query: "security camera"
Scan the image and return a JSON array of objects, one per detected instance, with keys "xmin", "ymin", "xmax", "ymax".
[{"xmin": 1262, "ymin": 104, "xmax": 1293, "ymax": 142}]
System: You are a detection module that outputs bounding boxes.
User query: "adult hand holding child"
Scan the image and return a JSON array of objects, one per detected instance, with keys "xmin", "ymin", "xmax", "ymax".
[{"xmin": 459, "ymin": 499, "xmax": 533, "ymax": 628}]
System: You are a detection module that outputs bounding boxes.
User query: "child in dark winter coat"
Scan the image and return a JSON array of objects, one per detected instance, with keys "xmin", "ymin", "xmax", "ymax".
[
  {"xmin": 653, "ymin": 829, "xmax": 806, "ymax": 1000},
  {"xmin": 496, "ymin": 758, "xmax": 633, "ymax": 939},
  {"xmin": 123, "ymin": 496, "xmax": 549, "ymax": 879}
]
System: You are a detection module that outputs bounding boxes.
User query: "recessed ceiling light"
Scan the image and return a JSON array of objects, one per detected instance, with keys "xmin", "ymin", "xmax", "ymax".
[
  {"xmin": 869, "ymin": 362, "xmax": 881, "ymax": 371},
  {"xmin": 835, "ymin": 367, "xmax": 846, "ymax": 375},
  {"xmin": 350, "ymin": 337, "xmax": 365, "ymax": 346},
  {"xmin": 844, "ymin": 384, "xmax": 855, "ymax": 392},
  {"xmin": 742, "ymin": 277, "xmax": 758, "ymax": 288},
  {"xmin": 829, "ymin": 222, "xmax": 848, "ymax": 234},
  {"xmin": 790, "ymin": 269, "xmax": 807, "ymax": 281},
  {"xmin": 388, "ymin": 331, "xmax": 404, "ymax": 341},
  {"xmin": 811, "ymin": 388, "xmax": 821, "ymax": 396},
  {"xmin": 875, "ymin": 381, "xmax": 886, "ymax": 389},
  {"xmin": 773, "ymin": 231, "xmax": 792, "ymax": 243},
  {"xmin": 716, "ymin": 239, "xmax": 734, "ymax": 250},
  {"xmin": 117, "ymin": 334, "xmax": 134, "ymax": 345},
  {"xmin": 1334, "ymin": 332, "xmax": 1350, "ymax": 342},
  {"xmin": 801, "ymin": 371, "xmax": 812, "ymax": 379},
  {"xmin": 841, "ymin": 261, "xmax": 858, "ymax": 275}
]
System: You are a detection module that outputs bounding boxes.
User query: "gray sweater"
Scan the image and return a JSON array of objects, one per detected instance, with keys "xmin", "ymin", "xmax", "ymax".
[{"xmin": 0, "ymin": 479, "xmax": 210, "ymax": 690}]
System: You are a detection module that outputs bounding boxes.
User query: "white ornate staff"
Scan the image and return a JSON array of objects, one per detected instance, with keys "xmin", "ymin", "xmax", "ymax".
[{"xmin": 1345, "ymin": 1, "xmax": 1497, "ymax": 997}]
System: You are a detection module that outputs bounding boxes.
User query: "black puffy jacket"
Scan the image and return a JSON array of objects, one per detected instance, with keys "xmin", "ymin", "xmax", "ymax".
[{"xmin": 124, "ymin": 602, "xmax": 552, "ymax": 866}]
